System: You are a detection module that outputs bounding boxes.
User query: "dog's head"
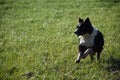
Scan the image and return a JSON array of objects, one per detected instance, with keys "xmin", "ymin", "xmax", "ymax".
[{"xmin": 74, "ymin": 17, "xmax": 93, "ymax": 36}]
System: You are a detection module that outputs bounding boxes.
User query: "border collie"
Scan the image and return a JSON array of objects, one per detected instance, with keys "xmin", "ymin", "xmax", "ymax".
[{"xmin": 74, "ymin": 17, "xmax": 104, "ymax": 63}]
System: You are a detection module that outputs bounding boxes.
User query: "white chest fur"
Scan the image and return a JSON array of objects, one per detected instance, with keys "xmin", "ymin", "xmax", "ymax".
[{"xmin": 79, "ymin": 28, "xmax": 98, "ymax": 47}]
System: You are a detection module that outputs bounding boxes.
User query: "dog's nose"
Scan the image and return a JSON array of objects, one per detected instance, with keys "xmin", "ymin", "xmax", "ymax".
[
  {"xmin": 74, "ymin": 29, "xmax": 78, "ymax": 34},
  {"xmin": 74, "ymin": 31, "xmax": 77, "ymax": 34}
]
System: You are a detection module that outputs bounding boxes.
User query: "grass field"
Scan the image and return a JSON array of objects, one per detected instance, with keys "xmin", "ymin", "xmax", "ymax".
[{"xmin": 0, "ymin": 0, "xmax": 120, "ymax": 80}]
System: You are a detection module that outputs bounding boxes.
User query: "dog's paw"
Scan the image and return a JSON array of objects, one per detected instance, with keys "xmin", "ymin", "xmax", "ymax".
[{"xmin": 75, "ymin": 59, "xmax": 80, "ymax": 63}]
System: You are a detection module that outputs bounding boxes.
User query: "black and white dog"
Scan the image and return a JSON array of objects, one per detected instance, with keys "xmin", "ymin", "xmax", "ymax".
[{"xmin": 74, "ymin": 17, "xmax": 104, "ymax": 63}]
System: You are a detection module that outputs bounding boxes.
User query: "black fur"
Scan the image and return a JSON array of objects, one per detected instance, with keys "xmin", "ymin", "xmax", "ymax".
[
  {"xmin": 74, "ymin": 17, "xmax": 104, "ymax": 63},
  {"xmin": 74, "ymin": 18, "xmax": 94, "ymax": 36},
  {"xmin": 93, "ymin": 30, "xmax": 104, "ymax": 53}
]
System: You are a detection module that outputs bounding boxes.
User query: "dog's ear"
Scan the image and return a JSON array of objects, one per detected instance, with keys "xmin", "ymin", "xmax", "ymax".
[
  {"xmin": 85, "ymin": 17, "xmax": 91, "ymax": 26},
  {"xmin": 79, "ymin": 18, "xmax": 83, "ymax": 23}
]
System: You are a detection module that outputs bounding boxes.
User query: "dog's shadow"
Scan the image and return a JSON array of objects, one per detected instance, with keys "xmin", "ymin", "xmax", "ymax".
[{"xmin": 106, "ymin": 56, "xmax": 120, "ymax": 72}]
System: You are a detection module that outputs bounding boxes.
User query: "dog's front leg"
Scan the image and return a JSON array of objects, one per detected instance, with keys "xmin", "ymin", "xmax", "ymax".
[
  {"xmin": 75, "ymin": 52, "xmax": 83, "ymax": 63},
  {"xmin": 82, "ymin": 48, "xmax": 93, "ymax": 58}
]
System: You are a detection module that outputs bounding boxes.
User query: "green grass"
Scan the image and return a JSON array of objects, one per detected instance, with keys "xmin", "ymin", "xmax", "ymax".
[{"xmin": 0, "ymin": 0, "xmax": 120, "ymax": 80}]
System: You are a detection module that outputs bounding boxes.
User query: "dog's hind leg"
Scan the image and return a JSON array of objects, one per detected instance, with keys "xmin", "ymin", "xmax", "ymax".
[
  {"xmin": 97, "ymin": 52, "xmax": 101, "ymax": 60},
  {"xmin": 96, "ymin": 48, "xmax": 102, "ymax": 60},
  {"xmin": 90, "ymin": 52, "xmax": 94, "ymax": 62}
]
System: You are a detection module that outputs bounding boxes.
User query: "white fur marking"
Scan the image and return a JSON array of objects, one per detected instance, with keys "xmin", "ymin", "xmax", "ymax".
[
  {"xmin": 79, "ymin": 28, "xmax": 98, "ymax": 47},
  {"xmin": 76, "ymin": 52, "xmax": 81, "ymax": 60}
]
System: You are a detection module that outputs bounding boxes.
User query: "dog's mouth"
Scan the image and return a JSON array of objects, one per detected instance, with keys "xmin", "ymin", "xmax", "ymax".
[
  {"xmin": 74, "ymin": 31, "xmax": 84, "ymax": 36},
  {"xmin": 76, "ymin": 33, "xmax": 80, "ymax": 36},
  {"xmin": 74, "ymin": 32, "xmax": 79, "ymax": 36}
]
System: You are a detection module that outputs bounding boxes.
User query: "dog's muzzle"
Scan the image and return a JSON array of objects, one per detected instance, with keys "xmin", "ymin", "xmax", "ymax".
[
  {"xmin": 74, "ymin": 31, "xmax": 77, "ymax": 34},
  {"xmin": 74, "ymin": 29, "xmax": 78, "ymax": 34}
]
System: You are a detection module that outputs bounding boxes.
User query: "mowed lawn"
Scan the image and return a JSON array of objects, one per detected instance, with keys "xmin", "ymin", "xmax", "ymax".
[{"xmin": 0, "ymin": 0, "xmax": 120, "ymax": 80}]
